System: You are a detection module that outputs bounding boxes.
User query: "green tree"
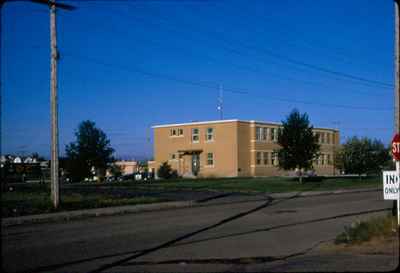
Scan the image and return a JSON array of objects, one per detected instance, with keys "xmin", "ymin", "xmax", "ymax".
[
  {"xmin": 336, "ymin": 136, "xmax": 390, "ymax": 177},
  {"xmin": 31, "ymin": 152, "xmax": 45, "ymax": 161},
  {"xmin": 277, "ymin": 109, "xmax": 320, "ymax": 183},
  {"xmin": 157, "ymin": 162, "xmax": 178, "ymax": 179},
  {"xmin": 65, "ymin": 120, "xmax": 114, "ymax": 182}
]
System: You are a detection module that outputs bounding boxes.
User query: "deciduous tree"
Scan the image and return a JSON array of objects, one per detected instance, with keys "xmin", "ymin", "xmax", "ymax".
[
  {"xmin": 65, "ymin": 120, "xmax": 114, "ymax": 182},
  {"xmin": 277, "ymin": 109, "xmax": 320, "ymax": 183}
]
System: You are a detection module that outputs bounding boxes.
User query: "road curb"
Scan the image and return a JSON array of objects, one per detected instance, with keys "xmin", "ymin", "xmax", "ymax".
[
  {"xmin": 1, "ymin": 201, "xmax": 195, "ymax": 227},
  {"xmin": 2, "ymin": 187, "xmax": 381, "ymax": 227}
]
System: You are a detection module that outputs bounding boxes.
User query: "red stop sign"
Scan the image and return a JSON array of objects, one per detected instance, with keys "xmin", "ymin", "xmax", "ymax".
[{"xmin": 392, "ymin": 134, "xmax": 400, "ymax": 161}]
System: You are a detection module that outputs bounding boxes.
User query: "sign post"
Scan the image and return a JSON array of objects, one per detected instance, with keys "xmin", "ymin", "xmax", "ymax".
[
  {"xmin": 388, "ymin": 133, "xmax": 400, "ymax": 226},
  {"xmin": 397, "ymin": 161, "xmax": 400, "ymax": 226}
]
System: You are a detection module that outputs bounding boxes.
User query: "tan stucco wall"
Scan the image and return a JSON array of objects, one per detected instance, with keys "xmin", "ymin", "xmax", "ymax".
[
  {"xmin": 152, "ymin": 120, "xmax": 339, "ymax": 178},
  {"xmin": 153, "ymin": 121, "xmax": 238, "ymax": 178},
  {"xmin": 236, "ymin": 121, "xmax": 252, "ymax": 177}
]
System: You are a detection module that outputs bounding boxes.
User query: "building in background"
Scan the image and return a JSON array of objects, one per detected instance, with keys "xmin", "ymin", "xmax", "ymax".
[
  {"xmin": 149, "ymin": 119, "xmax": 339, "ymax": 178},
  {"xmin": 115, "ymin": 161, "xmax": 139, "ymax": 175}
]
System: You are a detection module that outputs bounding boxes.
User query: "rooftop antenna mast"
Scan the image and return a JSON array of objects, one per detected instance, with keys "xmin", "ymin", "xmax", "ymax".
[{"xmin": 217, "ymin": 84, "xmax": 223, "ymax": 120}]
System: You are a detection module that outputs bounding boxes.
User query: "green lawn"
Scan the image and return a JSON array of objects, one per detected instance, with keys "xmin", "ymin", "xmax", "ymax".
[
  {"xmin": 2, "ymin": 183, "xmax": 166, "ymax": 218},
  {"xmin": 2, "ymin": 176, "xmax": 382, "ymax": 217},
  {"xmin": 130, "ymin": 175, "xmax": 382, "ymax": 193}
]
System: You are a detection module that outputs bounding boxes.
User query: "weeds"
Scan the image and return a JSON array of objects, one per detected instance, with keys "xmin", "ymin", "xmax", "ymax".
[{"xmin": 335, "ymin": 214, "xmax": 397, "ymax": 245}]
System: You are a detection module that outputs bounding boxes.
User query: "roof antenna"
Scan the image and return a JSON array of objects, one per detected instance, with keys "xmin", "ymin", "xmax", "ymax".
[{"xmin": 217, "ymin": 84, "xmax": 223, "ymax": 120}]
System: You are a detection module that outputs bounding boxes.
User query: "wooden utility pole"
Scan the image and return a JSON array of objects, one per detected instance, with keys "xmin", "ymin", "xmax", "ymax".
[
  {"xmin": 50, "ymin": 0, "xmax": 59, "ymax": 208},
  {"xmin": 27, "ymin": 0, "xmax": 75, "ymax": 208}
]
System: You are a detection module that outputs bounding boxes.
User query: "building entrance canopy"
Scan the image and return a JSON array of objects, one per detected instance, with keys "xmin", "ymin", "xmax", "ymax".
[{"xmin": 177, "ymin": 149, "xmax": 203, "ymax": 155}]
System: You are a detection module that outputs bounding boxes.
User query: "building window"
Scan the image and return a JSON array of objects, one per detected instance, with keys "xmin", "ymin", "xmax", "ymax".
[
  {"xmin": 178, "ymin": 128, "xmax": 184, "ymax": 136},
  {"xmin": 270, "ymin": 128, "xmax": 276, "ymax": 142},
  {"xmin": 321, "ymin": 154, "xmax": 325, "ymax": 165},
  {"xmin": 170, "ymin": 129, "xmax": 177, "ymax": 136},
  {"xmin": 256, "ymin": 152, "xmax": 262, "ymax": 165},
  {"xmin": 206, "ymin": 128, "xmax": 214, "ymax": 141},
  {"xmin": 327, "ymin": 154, "xmax": 331, "ymax": 165},
  {"xmin": 262, "ymin": 128, "xmax": 267, "ymax": 140},
  {"xmin": 207, "ymin": 153, "xmax": 214, "ymax": 166},
  {"xmin": 315, "ymin": 132, "xmax": 320, "ymax": 143},
  {"xmin": 171, "ymin": 153, "xmax": 176, "ymax": 160},
  {"xmin": 326, "ymin": 133, "xmax": 330, "ymax": 144},
  {"xmin": 192, "ymin": 128, "xmax": 199, "ymax": 143},
  {"xmin": 271, "ymin": 152, "xmax": 278, "ymax": 165},
  {"xmin": 263, "ymin": 152, "xmax": 269, "ymax": 165},
  {"xmin": 256, "ymin": 127, "xmax": 262, "ymax": 141},
  {"xmin": 321, "ymin": 133, "xmax": 325, "ymax": 144}
]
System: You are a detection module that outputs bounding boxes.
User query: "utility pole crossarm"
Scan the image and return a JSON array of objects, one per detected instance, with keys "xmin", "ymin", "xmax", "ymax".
[{"xmin": 29, "ymin": 0, "xmax": 76, "ymax": 10}]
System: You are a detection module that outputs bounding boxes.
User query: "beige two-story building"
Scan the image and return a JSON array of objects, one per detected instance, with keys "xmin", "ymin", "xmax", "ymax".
[{"xmin": 149, "ymin": 119, "xmax": 339, "ymax": 178}]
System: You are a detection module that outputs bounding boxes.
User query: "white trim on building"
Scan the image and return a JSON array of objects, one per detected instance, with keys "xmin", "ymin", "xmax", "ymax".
[{"xmin": 152, "ymin": 119, "xmax": 338, "ymax": 131}]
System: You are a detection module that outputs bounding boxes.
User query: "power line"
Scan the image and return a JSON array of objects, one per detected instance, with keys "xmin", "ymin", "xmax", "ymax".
[
  {"xmin": 64, "ymin": 4, "xmax": 392, "ymax": 95},
  {"xmin": 133, "ymin": 4, "xmax": 393, "ymax": 89},
  {"xmin": 14, "ymin": 0, "xmax": 391, "ymax": 90},
  {"xmin": 56, "ymin": 10, "xmax": 385, "ymax": 98},
  {"xmin": 60, "ymin": 50, "xmax": 392, "ymax": 112}
]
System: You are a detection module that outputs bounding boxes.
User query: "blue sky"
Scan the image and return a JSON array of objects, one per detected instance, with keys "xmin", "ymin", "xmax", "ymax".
[{"xmin": 1, "ymin": 0, "xmax": 395, "ymax": 160}]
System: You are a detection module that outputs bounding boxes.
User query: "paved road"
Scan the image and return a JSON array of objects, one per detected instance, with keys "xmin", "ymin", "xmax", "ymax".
[{"xmin": 2, "ymin": 190, "xmax": 398, "ymax": 272}]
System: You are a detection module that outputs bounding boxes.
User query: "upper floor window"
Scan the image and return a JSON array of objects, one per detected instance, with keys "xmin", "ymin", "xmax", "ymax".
[
  {"xmin": 206, "ymin": 128, "xmax": 214, "ymax": 141},
  {"xmin": 315, "ymin": 132, "xmax": 320, "ymax": 143},
  {"xmin": 256, "ymin": 127, "xmax": 262, "ymax": 141},
  {"xmin": 270, "ymin": 128, "xmax": 276, "ymax": 142},
  {"xmin": 192, "ymin": 128, "xmax": 199, "ymax": 143},
  {"xmin": 170, "ymin": 128, "xmax": 183, "ymax": 137},
  {"xmin": 262, "ymin": 128, "xmax": 267, "ymax": 140},
  {"xmin": 320, "ymin": 133, "xmax": 325, "ymax": 144},
  {"xmin": 326, "ymin": 133, "xmax": 330, "ymax": 144}
]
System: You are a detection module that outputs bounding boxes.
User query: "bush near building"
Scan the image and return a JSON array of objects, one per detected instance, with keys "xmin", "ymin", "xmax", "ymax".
[{"xmin": 157, "ymin": 162, "xmax": 178, "ymax": 179}]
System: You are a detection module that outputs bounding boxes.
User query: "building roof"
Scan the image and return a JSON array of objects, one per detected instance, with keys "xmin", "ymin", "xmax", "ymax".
[{"xmin": 152, "ymin": 119, "xmax": 338, "ymax": 131}]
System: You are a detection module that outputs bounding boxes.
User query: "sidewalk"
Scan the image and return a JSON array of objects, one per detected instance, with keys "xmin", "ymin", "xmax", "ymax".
[{"xmin": 1, "ymin": 187, "xmax": 381, "ymax": 227}]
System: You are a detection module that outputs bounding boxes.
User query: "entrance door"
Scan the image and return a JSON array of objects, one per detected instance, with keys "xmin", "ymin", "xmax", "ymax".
[{"xmin": 191, "ymin": 154, "xmax": 200, "ymax": 176}]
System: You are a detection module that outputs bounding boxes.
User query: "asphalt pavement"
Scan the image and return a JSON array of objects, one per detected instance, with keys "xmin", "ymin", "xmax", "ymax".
[{"xmin": 2, "ymin": 190, "xmax": 398, "ymax": 272}]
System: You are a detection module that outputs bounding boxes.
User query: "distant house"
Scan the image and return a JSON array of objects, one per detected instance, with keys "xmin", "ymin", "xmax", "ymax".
[
  {"xmin": 106, "ymin": 161, "xmax": 140, "ymax": 177},
  {"xmin": 23, "ymin": 157, "xmax": 37, "ymax": 164},
  {"xmin": 115, "ymin": 161, "xmax": 139, "ymax": 175},
  {"xmin": 13, "ymin": 157, "xmax": 22, "ymax": 164}
]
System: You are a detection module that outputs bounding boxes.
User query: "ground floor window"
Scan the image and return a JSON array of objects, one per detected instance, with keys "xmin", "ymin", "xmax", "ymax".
[
  {"xmin": 207, "ymin": 153, "xmax": 214, "ymax": 166},
  {"xmin": 271, "ymin": 152, "xmax": 278, "ymax": 166},
  {"xmin": 263, "ymin": 152, "xmax": 269, "ymax": 165},
  {"xmin": 256, "ymin": 152, "xmax": 262, "ymax": 165}
]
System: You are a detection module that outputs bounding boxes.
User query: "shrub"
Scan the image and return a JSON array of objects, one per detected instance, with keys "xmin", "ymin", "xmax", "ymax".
[{"xmin": 157, "ymin": 162, "xmax": 178, "ymax": 179}]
